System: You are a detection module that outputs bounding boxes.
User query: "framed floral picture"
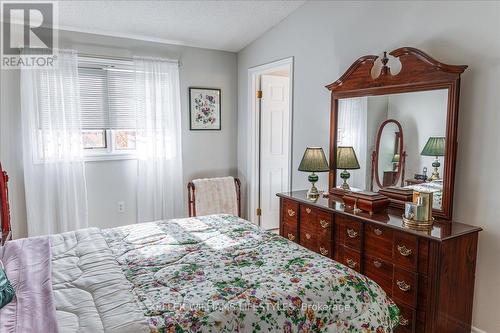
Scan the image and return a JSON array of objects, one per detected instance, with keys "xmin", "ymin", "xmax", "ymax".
[{"xmin": 189, "ymin": 88, "xmax": 221, "ymax": 130}]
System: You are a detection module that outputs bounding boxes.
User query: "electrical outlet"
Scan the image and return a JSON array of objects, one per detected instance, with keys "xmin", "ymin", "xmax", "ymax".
[{"xmin": 117, "ymin": 201, "xmax": 125, "ymax": 213}]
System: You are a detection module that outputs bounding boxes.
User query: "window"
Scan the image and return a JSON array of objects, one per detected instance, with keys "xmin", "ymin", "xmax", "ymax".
[{"xmin": 77, "ymin": 57, "xmax": 138, "ymax": 159}]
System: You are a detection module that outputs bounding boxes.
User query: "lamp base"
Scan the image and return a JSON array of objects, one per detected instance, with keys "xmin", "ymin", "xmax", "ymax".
[
  {"xmin": 429, "ymin": 157, "xmax": 441, "ymax": 181},
  {"xmin": 340, "ymin": 169, "xmax": 351, "ymax": 190},
  {"xmin": 307, "ymin": 172, "xmax": 320, "ymax": 198},
  {"xmin": 307, "ymin": 185, "xmax": 320, "ymax": 198}
]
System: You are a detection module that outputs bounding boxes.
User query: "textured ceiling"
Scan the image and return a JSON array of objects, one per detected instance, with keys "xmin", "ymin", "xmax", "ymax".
[{"xmin": 56, "ymin": 0, "xmax": 306, "ymax": 52}]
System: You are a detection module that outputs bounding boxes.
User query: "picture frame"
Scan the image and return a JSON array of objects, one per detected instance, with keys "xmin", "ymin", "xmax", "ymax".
[{"xmin": 189, "ymin": 87, "xmax": 221, "ymax": 130}]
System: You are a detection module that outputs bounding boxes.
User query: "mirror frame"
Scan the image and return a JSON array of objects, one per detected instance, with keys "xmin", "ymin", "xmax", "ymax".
[
  {"xmin": 326, "ymin": 47, "xmax": 467, "ymax": 220},
  {"xmin": 372, "ymin": 119, "xmax": 405, "ymax": 190}
]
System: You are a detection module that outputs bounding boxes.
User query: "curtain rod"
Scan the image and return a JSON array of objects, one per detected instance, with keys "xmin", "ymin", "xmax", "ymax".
[
  {"xmin": 13, "ymin": 48, "xmax": 181, "ymax": 66},
  {"xmin": 78, "ymin": 53, "xmax": 180, "ymax": 65}
]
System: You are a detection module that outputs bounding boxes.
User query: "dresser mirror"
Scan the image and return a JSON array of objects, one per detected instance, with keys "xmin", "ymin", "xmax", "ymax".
[
  {"xmin": 336, "ymin": 89, "xmax": 448, "ymax": 210},
  {"xmin": 327, "ymin": 47, "xmax": 467, "ymax": 220}
]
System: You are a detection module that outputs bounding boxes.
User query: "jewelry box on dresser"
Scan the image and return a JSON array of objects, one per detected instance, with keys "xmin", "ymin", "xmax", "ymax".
[{"xmin": 278, "ymin": 48, "xmax": 481, "ymax": 333}]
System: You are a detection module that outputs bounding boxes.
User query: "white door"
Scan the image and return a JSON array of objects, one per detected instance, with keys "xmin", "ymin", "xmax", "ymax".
[{"xmin": 259, "ymin": 74, "xmax": 290, "ymax": 230}]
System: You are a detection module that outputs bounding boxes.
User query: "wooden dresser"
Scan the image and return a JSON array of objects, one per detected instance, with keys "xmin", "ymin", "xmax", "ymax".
[{"xmin": 277, "ymin": 190, "xmax": 481, "ymax": 333}]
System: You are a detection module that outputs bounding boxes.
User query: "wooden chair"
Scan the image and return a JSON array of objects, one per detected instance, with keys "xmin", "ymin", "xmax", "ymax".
[
  {"xmin": 188, "ymin": 177, "xmax": 241, "ymax": 217},
  {"xmin": 0, "ymin": 163, "xmax": 12, "ymax": 245}
]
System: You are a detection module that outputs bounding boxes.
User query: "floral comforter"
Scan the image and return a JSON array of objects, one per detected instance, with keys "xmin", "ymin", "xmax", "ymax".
[{"xmin": 102, "ymin": 215, "xmax": 399, "ymax": 333}]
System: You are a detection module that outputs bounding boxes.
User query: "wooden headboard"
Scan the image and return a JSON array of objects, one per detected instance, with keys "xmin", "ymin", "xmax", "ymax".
[{"xmin": 0, "ymin": 162, "xmax": 12, "ymax": 245}]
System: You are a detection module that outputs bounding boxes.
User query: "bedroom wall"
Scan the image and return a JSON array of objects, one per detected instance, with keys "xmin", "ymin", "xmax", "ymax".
[
  {"xmin": 237, "ymin": 1, "xmax": 500, "ymax": 332},
  {"xmin": 0, "ymin": 30, "xmax": 238, "ymax": 234}
]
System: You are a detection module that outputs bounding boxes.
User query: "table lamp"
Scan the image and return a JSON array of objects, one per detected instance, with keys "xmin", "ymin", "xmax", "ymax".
[
  {"xmin": 420, "ymin": 137, "xmax": 445, "ymax": 181},
  {"xmin": 298, "ymin": 147, "xmax": 329, "ymax": 198},
  {"xmin": 336, "ymin": 146, "xmax": 360, "ymax": 190}
]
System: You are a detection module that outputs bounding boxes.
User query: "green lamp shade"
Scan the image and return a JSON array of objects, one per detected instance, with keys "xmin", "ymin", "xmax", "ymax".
[
  {"xmin": 298, "ymin": 147, "xmax": 329, "ymax": 172},
  {"xmin": 336, "ymin": 146, "xmax": 360, "ymax": 170},
  {"xmin": 391, "ymin": 154, "xmax": 400, "ymax": 163},
  {"xmin": 421, "ymin": 137, "xmax": 445, "ymax": 156}
]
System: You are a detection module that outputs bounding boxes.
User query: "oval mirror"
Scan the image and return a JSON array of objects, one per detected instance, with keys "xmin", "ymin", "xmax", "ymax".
[{"xmin": 373, "ymin": 119, "xmax": 404, "ymax": 189}]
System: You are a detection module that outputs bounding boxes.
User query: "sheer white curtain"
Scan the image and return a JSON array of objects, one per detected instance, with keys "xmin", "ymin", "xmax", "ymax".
[
  {"xmin": 20, "ymin": 49, "xmax": 88, "ymax": 236},
  {"xmin": 337, "ymin": 97, "xmax": 368, "ymax": 189},
  {"xmin": 134, "ymin": 57, "xmax": 183, "ymax": 222}
]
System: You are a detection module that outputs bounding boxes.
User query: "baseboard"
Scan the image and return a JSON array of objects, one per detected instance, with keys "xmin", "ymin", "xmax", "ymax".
[{"xmin": 471, "ymin": 326, "xmax": 488, "ymax": 333}]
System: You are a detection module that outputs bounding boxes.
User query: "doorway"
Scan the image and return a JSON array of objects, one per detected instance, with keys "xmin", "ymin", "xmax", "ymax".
[{"xmin": 248, "ymin": 58, "xmax": 293, "ymax": 230}]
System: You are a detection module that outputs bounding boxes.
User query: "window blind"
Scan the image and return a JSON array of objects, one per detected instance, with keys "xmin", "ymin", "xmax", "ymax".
[
  {"xmin": 107, "ymin": 69, "xmax": 136, "ymax": 129},
  {"xmin": 79, "ymin": 68, "xmax": 109, "ymax": 129},
  {"xmin": 78, "ymin": 67, "xmax": 136, "ymax": 130}
]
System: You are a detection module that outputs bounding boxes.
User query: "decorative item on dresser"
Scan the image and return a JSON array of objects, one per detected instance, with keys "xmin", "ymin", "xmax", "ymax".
[
  {"xmin": 343, "ymin": 190, "xmax": 389, "ymax": 216},
  {"xmin": 277, "ymin": 47, "xmax": 480, "ymax": 333},
  {"xmin": 298, "ymin": 147, "xmax": 329, "ymax": 198},
  {"xmin": 277, "ymin": 190, "xmax": 481, "ymax": 333}
]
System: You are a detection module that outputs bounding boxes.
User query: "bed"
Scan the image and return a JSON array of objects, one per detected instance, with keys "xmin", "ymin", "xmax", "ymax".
[{"xmin": 0, "ymin": 214, "xmax": 399, "ymax": 332}]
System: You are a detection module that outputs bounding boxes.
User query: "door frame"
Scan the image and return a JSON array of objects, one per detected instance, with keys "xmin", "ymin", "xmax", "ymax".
[{"xmin": 247, "ymin": 57, "xmax": 294, "ymax": 226}]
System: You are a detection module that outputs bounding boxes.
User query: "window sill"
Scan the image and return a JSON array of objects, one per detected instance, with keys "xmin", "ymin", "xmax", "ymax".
[{"xmin": 83, "ymin": 153, "xmax": 137, "ymax": 162}]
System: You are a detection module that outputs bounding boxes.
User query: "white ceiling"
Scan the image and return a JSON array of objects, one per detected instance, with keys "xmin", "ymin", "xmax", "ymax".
[{"xmin": 56, "ymin": 0, "xmax": 306, "ymax": 52}]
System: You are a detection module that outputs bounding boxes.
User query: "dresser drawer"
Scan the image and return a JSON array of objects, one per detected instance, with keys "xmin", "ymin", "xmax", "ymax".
[
  {"xmin": 393, "ymin": 267, "xmax": 418, "ymax": 307},
  {"xmin": 282, "ymin": 222, "xmax": 298, "ymax": 243},
  {"xmin": 316, "ymin": 242, "xmax": 332, "ymax": 258},
  {"xmin": 364, "ymin": 254, "xmax": 393, "ymax": 295},
  {"xmin": 298, "ymin": 205, "xmax": 334, "ymax": 256},
  {"xmin": 300, "ymin": 204, "xmax": 317, "ymax": 228},
  {"xmin": 395, "ymin": 302, "xmax": 416, "ymax": 333},
  {"xmin": 282, "ymin": 199, "xmax": 299, "ymax": 226},
  {"xmin": 299, "ymin": 204, "xmax": 317, "ymax": 252},
  {"xmin": 299, "ymin": 217, "xmax": 318, "ymax": 252},
  {"xmin": 340, "ymin": 245, "xmax": 362, "ymax": 273},
  {"xmin": 338, "ymin": 217, "xmax": 362, "ymax": 250},
  {"xmin": 394, "ymin": 232, "xmax": 418, "ymax": 271},
  {"xmin": 317, "ymin": 210, "xmax": 333, "ymax": 245},
  {"xmin": 365, "ymin": 224, "xmax": 393, "ymax": 261}
]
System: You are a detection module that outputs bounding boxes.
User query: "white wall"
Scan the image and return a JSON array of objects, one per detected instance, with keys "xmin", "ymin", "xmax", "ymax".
[
  {"xmin": 237, "ymin": 1, "xmax": 500, "ymax": 332},
  {"xmin": 0, "ymin": 30, "xmax": 238, "ymax": 233}
]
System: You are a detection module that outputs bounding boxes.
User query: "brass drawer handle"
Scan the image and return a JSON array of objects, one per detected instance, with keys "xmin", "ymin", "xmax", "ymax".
[
  {"xmin": 373, "ymin": 260, "xmax": 382, "ymax": 268},
  {"xmin": 399, "ymin": 315, "xmax": 409, "ymax": 326},
  {"xmin": 287, "ymin": 233, "xmax": 295, "ymax": 241},
  {"xmin": 397, "ymin": 244, "xmax": 413, "ymax": 257},
  {"xmin": 347, "ymin": 228, "xmax": 358, "ymax": 238},
  {"xmin": 319, "ymin": 247, "xmax": 328, "ymax": 256},
  {"xmin": 346, "ymin": 258, "xmax": 357, "ymax": 268},
  {"xmin": 319, "ymin": 219, "xmax": 329, "ymax": 228},
  {"xmin": 287, "ymin": 209, "xmax": 296, "ymax": 217},
  {"xmin": 374, "ymin": 228, "xmax": 383, "ymax": 236},
  {"xmin": 305, "ymin": 207, "xmax": 311, "ymax": 214},
  {"xmin": 397, "ymin": 280, "xmax": 411, "ymax": 292},
  {"xmin": 305, "ymin": 233, "xmax": 311, "ymax": 240}
]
